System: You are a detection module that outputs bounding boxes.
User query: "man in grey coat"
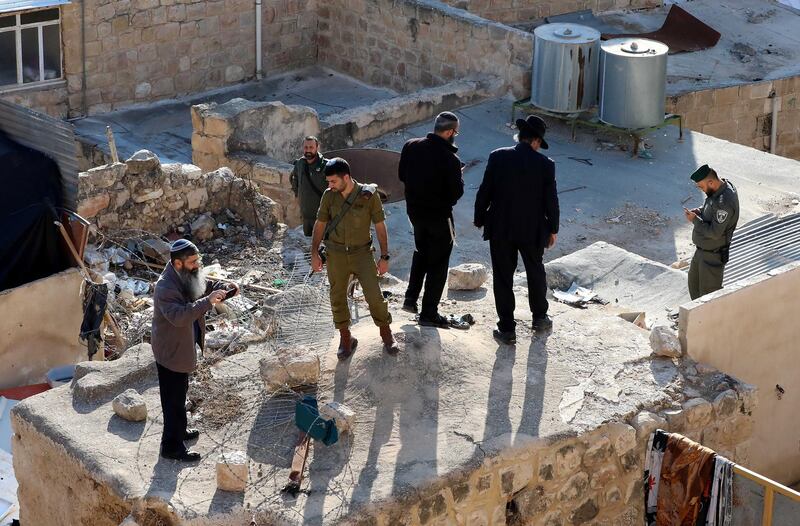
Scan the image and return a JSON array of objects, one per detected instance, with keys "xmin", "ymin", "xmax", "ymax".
[{"xmin": 151, "ymin": 239, "xmax": 236, "ymax": 461}]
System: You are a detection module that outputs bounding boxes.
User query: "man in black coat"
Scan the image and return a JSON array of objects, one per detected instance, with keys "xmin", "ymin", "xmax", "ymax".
[
  {"xmin": 474, "ymin": 115, "xmax": 559, "ymax": 344},
  {"xmin": 399, "ymin": 111, "xmax": 465, "ymax": 327}
]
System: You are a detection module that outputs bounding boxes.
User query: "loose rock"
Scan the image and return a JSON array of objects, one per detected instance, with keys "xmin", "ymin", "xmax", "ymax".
[
  {"xmin": 191, "ymin": 213, "xmax": 216, "ymax": 241},
  {"xmin": 319, "ymin": 401, "xmax": 356, "ymax": 434},
  {"xmin": 112, "ymin": 389, "xmax": 147, "ymax": 422},
  {"xmin": 217, "ymin": 451, "xmax": 248, "ymax": 492},
  {"xmin": 649, "ymin": 325, "xmax": 682, "ymax": 358},
  {"xmin": 259, "ymin": 347, "xmax": 320, "ymax": 390},
  {"xmin": 448, "ymin": 263, "xmax": 489, "ymax": 290}
]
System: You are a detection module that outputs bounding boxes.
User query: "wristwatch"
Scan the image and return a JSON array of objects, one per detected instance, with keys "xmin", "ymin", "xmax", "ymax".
[{"xmin": 380, "ymin": 254, "xmax": 391, "ymax": 261}]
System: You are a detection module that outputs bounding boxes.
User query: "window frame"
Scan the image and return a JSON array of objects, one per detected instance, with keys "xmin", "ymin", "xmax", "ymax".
[{"xmin": 0, "ymin": 7, "xmax": 63, "ymax": 89}]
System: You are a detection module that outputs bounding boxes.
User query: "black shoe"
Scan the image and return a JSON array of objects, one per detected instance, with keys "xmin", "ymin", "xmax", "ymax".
[
  {"xmin": 401, "ymin": 301, "xmax": 418, "ymax": 314},
  {"xmin": 493, "ymin": 330, "xmax": 516, "ymax": 345},
  {"xmin": 184, "ymin": 428, "xmax": 200, "ymax": 440},
  {"xmin": 161, "ymin": 449, "xmax": 201, "ymax": 462},
  {"xmin": 532, "ymin": 315, "xmax": 553, "ymax": 332},
  {"xmin": 418, "ymin": 313, "xmax": 450, "ymax": 328}
]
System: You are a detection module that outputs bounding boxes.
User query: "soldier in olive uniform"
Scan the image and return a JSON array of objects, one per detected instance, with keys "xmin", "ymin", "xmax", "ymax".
[
  {"xmin": 290, "ymin": 136, "xmax": 329, "ymax": 236},
  {"xmin": 684, "ymin": 164, "xmax": 740, "ymax": 300},
  {"xmin": 311, "ymin": 158, "xmax": 399, "ymax": 359}
]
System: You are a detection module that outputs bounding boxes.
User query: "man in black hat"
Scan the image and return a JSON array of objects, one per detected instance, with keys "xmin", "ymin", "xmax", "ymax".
[
  {"xmin": 398, "ymin": 111, "xmax": 465, "ymax": 328},
  {"xmin": 474, "ymin": 115, "xmax": 559, "ymax": 345},
  {"xmin": 151, "ymin": 239, "xmax": 238, "ymax": 461},
  {"xmin": 684, "ymin": 164, "xmax": 739, "ymax": 299}
]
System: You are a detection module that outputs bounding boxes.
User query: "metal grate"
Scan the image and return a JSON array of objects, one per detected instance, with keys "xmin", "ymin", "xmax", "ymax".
[
  {"xmin": 0, "ymin": 99, "xmax": 79, "ymax": 209},
  {"xmin": 723, "ymin": 213, "xmax": 800, "ymax": 285}
]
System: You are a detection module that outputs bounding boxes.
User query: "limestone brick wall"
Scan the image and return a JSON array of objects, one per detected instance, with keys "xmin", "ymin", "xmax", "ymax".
[
  {"xmin": 77, "ymin": 150, "xmax": 278, "ymax": 235},
  {"xmin": 436, "ymin": 0, "xmax": 660, "ymax": 25},
  {"xmin": 1, "ymin": 0, "xmax": 316, "ymax": 118},
  {"xmin": 667, "ymin": 76, "xmax": 800, "ymax": 161},
  {"xmin": 350, "ymin": 377, "xmax": 757, "ymax": 526},
  {"xmin": 316, "ymin": 0, "xmax": 533, "ymax": 97}
]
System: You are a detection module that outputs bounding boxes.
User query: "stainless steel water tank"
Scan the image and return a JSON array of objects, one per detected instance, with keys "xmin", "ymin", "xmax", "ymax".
[
  {"xmin": 532, "ymin": 23, "xmax": 601, "ymax": 113},
  {"xmin": 599, "ymin": 38, "xmax": 669, "ymax": 129}
]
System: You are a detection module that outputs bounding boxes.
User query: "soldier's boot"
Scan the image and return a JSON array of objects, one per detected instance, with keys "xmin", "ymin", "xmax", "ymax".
[
  {"xmin": 337, "ymin": 328, "xmax": 357, "ymax": 361},
  {"xmin": 380, "ymin": 325, "xmax": 399, "ymax": 356}
]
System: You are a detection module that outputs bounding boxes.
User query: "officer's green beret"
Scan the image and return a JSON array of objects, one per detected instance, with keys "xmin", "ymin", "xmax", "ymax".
[{"xmin": 690, "ymin": 164, "xmax": 712, "ymax": 182}]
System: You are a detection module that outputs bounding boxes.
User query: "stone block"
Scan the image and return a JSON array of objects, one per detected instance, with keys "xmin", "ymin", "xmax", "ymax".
[
  {"xmin": 713, "ymin": 389, "xmax": 738, "ymax": 417},
  {"xmin": 569, "ymin": 499, "xmax": 598, "ymax": 524},
  {"xmin": 608, "ymin": 423, "xmax": 636, "ymax": 456},
  {"xmin": 225, "ymin": 65, "xmax": 245, "ymax": 83},
  {"xmin": 181, "ymin": 163, "xmax": 203, "ymax": 180},
  {"xmin": 259, "ymin": 346, "xmax": 321, "ymax": 390},
  {"xmin": 555, "ymin": 444, "xmax": 582, "ymax": 478},
  {"xmin": 500, "ymin": 461, "xmax": 533, "ymax": 495},
  {"xmin": 126, "ymin": 149, "xmax": 161, "ymax": 174},
  {"xmin": 133, "ymin": 188, "xmax": 164, "ymax": 203},
  {"xmin": 649, "ymin": 325, "xmax": 682, "ymax": 358},
  {"xmin": 192, "ymin": 134, "xmax": 228, "ymax": 157},
  {"xmin": 186, "ymin": 187, "xmax": 209, "ymax": 209},
  {"xmin": 448, "ymin": 263, "xmax": 489, "ymax": 290},
  {"xmin": 589, "ymin": 465, "xmax": 618, "ymax": 490},
  {"xmin": 319, "ymin": 401, "xmax": 355, "ymax": 434},
  {"xmin": 83, "ymin": 162, "xmax": 125, "ymax": 189},
  {"xmin": 140, "ymin": 238, "xmax": 171, "ymax": 263},
  {"xmin": 745, "ymin": 81, "xmax": 773, "ymax": 99},
  {"xmin": 582, "ymin": 436, "xmax": 611, "ymax": 467},
  {"xmin": 682, "ymin": 398, "xmax": 713, "ymax": 428},
  {"xmin": 662, "ymin": 408, "xmax": 685, "ymax": 430},
  {"xmin": 713, "ymin": 86, "xmax": 740, "ymax": 106},
  {"xmin": 204, "ymin": 115, "xmax": 232, "ymax": 138},
  {"xmin": 73, "ymin": 344, "xmax": 156, "ymax": 403},
  {"xmin": 191, "ymin": 213, "xmax": 216, "ymax": 241},
  {"xmin": 252, "ymin": 162, "xmax": 284, "ymax": 185},
  {"xmin": 557, "ymin": 472, "xmax": 588, "ymax": 501},
  {"xmin": 631, "ymin": 411, "xmax": 666, "ymax": 442},
  {"xmin": 216, "ymin": 451, "xmax": 248, "ymax": 491},
  {"xmin": 112, "ymin": 389, "xmax": 147, "ymax": 421},
  {"xmin": 78, "ymin": 193, "xmax": 111, "ymax": 218}
]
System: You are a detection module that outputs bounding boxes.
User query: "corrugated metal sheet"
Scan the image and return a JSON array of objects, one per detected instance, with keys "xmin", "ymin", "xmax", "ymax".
[
  {"xmin": 723, "ymin": 212, "xmax": 800, "ymax": 285},
  {"xmin": 0, "ymin": 0, "xmax": 69, "ymax": 14},
  {"xmin": 0, "ymin": 99, "xmax": 78, "ymax": 209}
]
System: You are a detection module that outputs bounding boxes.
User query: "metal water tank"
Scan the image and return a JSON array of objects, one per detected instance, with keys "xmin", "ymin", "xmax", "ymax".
[
  {"xmin": 532, "ymin": 23, "xmax": 601, "ymax": 113},
  {"xmin": 599, "ymin": 38, "xmax": 669, "ymax": 129}
]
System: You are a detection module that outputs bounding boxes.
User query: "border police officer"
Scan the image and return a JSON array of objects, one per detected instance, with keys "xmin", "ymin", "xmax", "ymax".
[
  {"xmin": 311, "ymin": 158, "xmax": 399, "ymax": 359},
  {"xmin": 684, "ymin": 164, "xmax": 740, "ymax": 299},
  {"xmin": 290, "ymin": 135, "xmax": 328, "ymax": 236}
]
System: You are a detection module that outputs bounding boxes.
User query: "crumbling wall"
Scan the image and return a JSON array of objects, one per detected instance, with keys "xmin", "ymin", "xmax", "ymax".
[
  {"xmin": 435, "ymin": 0, "xmax": 660, "ymax": 25},
  {"xmin": 0, "ymin": 268, "xmax": 87, "ymax": 390},
  {"xmin": 1, "ymin": 0, "xmax": 317, "ymax": 118},
  {"xmin": 190, "ymin": 78, "xmax": 503, "ymax": 226},
  {"xmin": 77, "ymin": 150, "xmax": 278, "ymax": 235},
  {"xmin": 316, "ymin": 0, "xmax": 533, "ymax": 97},
  {"xmin": 667, "ymin": 75, "xmax": 800, "ymax": 160},
  {"xmin": 679, "ymin": 261, "xmax": 800, "ymax": 484}
]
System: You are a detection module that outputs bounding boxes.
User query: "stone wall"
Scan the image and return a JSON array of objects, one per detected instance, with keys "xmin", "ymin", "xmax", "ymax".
[
  {"xmin": 679, "ymin": 261, "xmax": 800, "ymax": 484},
  {"xmin": 667, "ymin": 75, "xmax": 800, "ymax": 161},
  {"xmin": 437, "ymin": 0, "xmax": 659, "ymax": 25},
  {"xmin": 0, "ymin": 0, "xmax": 317, "ymax": 118},
  {"xmin": 316, "ymin": 0, "xmax": 533, "ymax": 97},
  {"xmin": 77, "ymin": 150, "xmax": 278, "ymax": 236}
]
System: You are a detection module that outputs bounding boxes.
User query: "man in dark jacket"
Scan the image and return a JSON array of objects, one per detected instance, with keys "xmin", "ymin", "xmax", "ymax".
[
  {"xmin": 290, "ymin": 136, "xmax": 329, "ymax": 236},
  {"xmin": 399, "ymin": 111, "xmax": 465, "ymax": 327},
  {"xmin": 151, "ymin": 239, "xmax": 236, "ymax": 461},
  {"xmin": 474, "ymin": 115, "xmax": 559, "ymax": 345}
]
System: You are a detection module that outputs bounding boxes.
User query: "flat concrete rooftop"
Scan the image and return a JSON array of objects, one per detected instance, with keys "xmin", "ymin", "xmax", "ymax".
[
  {"xmin": 516, "ymin": 0, "xmax": 800, "ymax": 95},
  {"xmin": 369, "ymin": 97, "xmax": 800, "ymax": 276},
  {"xmin": 14, "ymin": 282, "xmax": 686, "ymax": 524},
  {"xmin": 73, "ymin": 66, "xmax": 398, "ymax": 164}
]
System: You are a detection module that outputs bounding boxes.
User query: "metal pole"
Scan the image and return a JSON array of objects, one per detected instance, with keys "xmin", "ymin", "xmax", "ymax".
[
  {"xmin": 769, "ymin": 90, "xmax": 779, "ymax": 155},
  {"xmin": 255, "ymin": 0, "xmax": 262, "ymax": 80}
]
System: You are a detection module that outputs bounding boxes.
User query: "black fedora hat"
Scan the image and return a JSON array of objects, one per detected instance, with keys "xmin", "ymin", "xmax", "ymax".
[{"xmin": 515, "ymin": 115, "xmax": 549, "ymax": 149}]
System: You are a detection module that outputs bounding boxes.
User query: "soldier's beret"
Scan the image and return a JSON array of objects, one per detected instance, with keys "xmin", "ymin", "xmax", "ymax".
[{"xmin": 690, "ymin": 164, "xmax": 712, "ymax": 182}]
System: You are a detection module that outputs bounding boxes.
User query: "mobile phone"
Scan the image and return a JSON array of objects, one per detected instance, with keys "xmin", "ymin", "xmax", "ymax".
[{"xmin": 224, "ymin": 286, "xmax": 237, "ymax": 300}]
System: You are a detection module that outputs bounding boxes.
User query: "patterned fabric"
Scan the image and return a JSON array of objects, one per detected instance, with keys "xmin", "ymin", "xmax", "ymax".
[
  {"xmin": 656, "ymin": 434, "xmax": 717, "ymax": 525},
  {"xmin": 644, "ymin": 429, "xmax": 669, "ymax": 525},
  {"xmin": 707, "ymin": 456, "xmax": 734, "ymax": 526}
]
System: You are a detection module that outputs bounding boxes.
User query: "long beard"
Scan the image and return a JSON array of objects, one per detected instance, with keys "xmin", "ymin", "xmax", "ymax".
[{"xmin": 177, "ymin": 267, "xmax": 207, "ymax": 300}]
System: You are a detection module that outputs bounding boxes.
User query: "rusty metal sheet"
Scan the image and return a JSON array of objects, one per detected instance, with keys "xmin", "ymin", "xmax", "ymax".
[
  {"xmin": 322, "ymin": 148, "xmax": 404, "ymax": 203},
  {"xmin": 602, "ymin": 5, "xmax": 721, "ymax": 54}
]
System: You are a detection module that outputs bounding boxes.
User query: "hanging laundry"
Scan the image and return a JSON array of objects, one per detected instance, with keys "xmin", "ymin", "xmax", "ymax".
[
  {"xmin": 656, "ymin": 433, "xmax": 716, "ymax": 525},
  {"xmin": 706, "ymin": 455, "xmax": 734, "ymax": 526},
  {"xmin": 644, "ymin": 429, "xmax": 669, "ymax": 525}
]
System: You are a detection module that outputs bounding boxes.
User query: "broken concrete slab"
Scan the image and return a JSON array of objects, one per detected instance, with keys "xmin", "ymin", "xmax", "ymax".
[
  {"xmin": 72, "ymin": 343, "xmax": 156, "ymax": 404},
  {"xmin": 111, "ymin": 389, "xmax": 147, "ymax": 422},
  {"xmin": 216, "ymin": 451, "xmax": 249, "ymax": 492}
]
